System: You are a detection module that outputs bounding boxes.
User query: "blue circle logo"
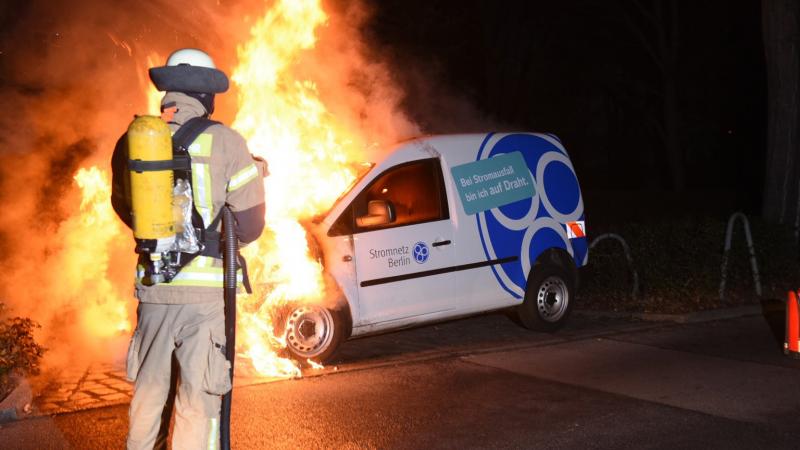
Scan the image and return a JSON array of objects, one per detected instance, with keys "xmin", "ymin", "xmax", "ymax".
[{"xmin": 412, "ymin": 242, "xmax": 429, "ymax": 264}]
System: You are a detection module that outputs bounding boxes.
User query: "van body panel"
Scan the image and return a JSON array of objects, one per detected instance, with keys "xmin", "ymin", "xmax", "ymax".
[
  {"xmin": 311, "ymin": 132, "xmax": 587, "ymax": 338},
  {"xmin": 353, "ymin": 217, "xmax": 457, "ymax": 325}
]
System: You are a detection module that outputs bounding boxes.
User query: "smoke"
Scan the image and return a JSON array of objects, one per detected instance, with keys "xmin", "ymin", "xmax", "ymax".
[
  {"xmin": 305, "ymin": 1, "xmax": 420, "ymax": 151},
  {"xmin": 305, "ymin": 1, "xmax": 492, "ymax": 147},
  {"xmin": 0, "ymin": 0, "xmax": 483, "ymax": 372},
  {"xmin": 0, "ymin": 0, "xmax": 263, "ymax": 368}
]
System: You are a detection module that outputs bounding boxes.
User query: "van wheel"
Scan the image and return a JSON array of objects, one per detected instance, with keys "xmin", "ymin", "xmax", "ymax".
[
  {"xmin": 284, "ymin": 304, "xmax": 346, "ymax": 365},
  {"xmin": 517, "ymin": 263, "xmax": 574, "ymax": 332}
]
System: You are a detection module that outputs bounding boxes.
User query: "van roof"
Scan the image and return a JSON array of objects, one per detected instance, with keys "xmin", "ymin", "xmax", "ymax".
[{"xmin": 373, "ymin": 132, "xmax": 561, "ymax": 167}]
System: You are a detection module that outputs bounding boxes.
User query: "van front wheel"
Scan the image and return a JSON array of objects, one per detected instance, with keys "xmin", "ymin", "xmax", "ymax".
[
  {"xmin": 517, "ymin": 263, "xmax": 574, "ymax": 332},
  {"xmin": 284, "ymin": 304, "xmax": 346, "ymax": 365}
]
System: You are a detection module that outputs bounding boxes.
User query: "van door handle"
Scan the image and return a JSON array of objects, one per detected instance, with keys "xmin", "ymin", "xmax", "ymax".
[
  {"xmin": 343, "ymin": 255, "xmax": 353, "ymax": 262},
  {"xmin": 432, "ymin": 240, "xmax": 451, "ymax": 247}
]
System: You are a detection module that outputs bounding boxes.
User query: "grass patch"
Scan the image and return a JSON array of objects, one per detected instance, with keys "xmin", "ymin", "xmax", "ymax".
[{"xmin": 578, "ymin": 217, "xmax": 799, "ymax": 314}]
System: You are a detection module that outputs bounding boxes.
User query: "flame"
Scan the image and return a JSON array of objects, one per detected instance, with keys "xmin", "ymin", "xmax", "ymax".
[
  {"xmin": 141, "ymin": 53, "xmax": 164, "ymax": 115},
  {"xmin": 306, "ymin": 359, "xmax": 325, "ymax": 370},
  {"xmin": 44, "ymin": 0, "xmax": 405, "ymax": 377},
  {"xmin": 231, "ymin": 0, "xmax": 371, "ymax": 377},
  {"xmin": 64, "ymin": 167, "xmax": 131, "ymax": 339}
]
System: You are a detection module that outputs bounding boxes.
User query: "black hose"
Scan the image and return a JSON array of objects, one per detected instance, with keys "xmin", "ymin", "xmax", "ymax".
[{"xmin": 220, "ymin": 206, "xmax": 237, "ymax": 450}]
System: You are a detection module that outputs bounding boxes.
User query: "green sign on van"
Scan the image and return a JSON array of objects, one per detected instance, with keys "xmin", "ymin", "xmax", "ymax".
[{"xmin": 450, "ymin": 151, "xmax": 536, "ymax": 215}]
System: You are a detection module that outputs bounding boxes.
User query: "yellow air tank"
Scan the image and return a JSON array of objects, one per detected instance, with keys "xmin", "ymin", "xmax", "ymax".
[{"xmin": 127, "ymin": 115, "xmax": 175, "ymax": 251}]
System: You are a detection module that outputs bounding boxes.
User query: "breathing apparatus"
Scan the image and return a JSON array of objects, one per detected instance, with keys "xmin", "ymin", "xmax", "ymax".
[
  {"xmin": 127, "ymin": 115, "xmax": 180, "ymax": 283},
  {"xmin": 128, "ymin": 48, "xmax": 231, "ymax": 284}
]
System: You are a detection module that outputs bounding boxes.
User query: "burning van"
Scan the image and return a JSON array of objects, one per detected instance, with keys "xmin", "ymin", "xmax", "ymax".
[{"xmin": 279, "ymin": 132, "xmax": 588, "ymax": 363}]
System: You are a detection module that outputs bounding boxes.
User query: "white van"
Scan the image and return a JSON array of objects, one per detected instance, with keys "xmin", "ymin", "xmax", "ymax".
[{"xmin": 280, "ymin": 132, "xmax": 588, "ymax": 363}]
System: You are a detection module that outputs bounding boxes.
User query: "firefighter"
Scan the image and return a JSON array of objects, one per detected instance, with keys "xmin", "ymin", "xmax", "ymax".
[{"xmin": 111, "ymin": 48, "xmax": 266, "ymax": 449}]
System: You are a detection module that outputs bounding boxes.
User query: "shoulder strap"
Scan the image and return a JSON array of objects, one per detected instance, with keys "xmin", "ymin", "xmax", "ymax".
[
  {"xmin": 173, "ymin": 117, "xmax": 219, "ymax": 151},
  {"xmin": 171, "ymin": 117, "xmax": 222, "ymax": 247},
  {"xmin": 172, "ymin": 117, "xmax": 220, "ymax": 172}
]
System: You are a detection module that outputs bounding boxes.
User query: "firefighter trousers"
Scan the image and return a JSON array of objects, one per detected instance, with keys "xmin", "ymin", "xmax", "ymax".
[{"xmin": 126, "ymin": 301, "xmax": 231, "ymax": 450}]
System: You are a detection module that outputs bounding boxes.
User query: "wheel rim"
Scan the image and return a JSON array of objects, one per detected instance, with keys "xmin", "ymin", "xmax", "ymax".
[
  {"xmin": 536, "ymin": 276, "xmax": 569, "ymax": 322},
  {"xmin": 285, "ymin": 305, "xmax": 335, "ymax": 358}
]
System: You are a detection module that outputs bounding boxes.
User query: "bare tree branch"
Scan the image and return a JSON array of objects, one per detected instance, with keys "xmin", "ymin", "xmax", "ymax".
[{"xmin": 614, "ymin": 1, "xmax": 664, "ymax": 72}]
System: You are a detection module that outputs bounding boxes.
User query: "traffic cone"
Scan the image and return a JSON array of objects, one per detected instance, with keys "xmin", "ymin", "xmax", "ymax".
[{"xmin": 785, "ymin": 290, "xmax": 800, "ymax": 358}]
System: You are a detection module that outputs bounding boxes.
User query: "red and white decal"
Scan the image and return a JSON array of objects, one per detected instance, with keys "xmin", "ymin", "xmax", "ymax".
[{"xmin": 566, "ymin": 221, "xmax": 585, "ymax": 239}]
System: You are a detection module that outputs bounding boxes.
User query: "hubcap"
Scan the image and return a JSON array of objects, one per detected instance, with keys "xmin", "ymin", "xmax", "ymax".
[
  {"xmin": 536, "ymin": 276, "xmax": 569, "ymax": 322},
  {"xmin": 285, "ymin": 305, "xmax": 335, "ymax": 358}
]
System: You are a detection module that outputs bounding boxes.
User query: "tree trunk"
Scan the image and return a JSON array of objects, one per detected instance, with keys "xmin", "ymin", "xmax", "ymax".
[
  {"xmin": 660, "ymin": 1, "xmax": 684, "ymax": 191},
  {"xmin": 662, "ymin": 70, "xmax": 684, "ymax": 190},
  {"xmin": 762, "ymin": 0, "xmax": 800, "ymax": 224}
]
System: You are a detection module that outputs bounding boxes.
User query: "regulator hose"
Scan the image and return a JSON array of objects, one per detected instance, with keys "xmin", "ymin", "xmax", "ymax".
[{"xmin": 220, "ymin": 206, "xmax": 237, "ymax": 450}]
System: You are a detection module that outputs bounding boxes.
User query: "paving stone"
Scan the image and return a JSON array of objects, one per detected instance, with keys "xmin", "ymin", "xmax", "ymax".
[
  {"xmin": 38, "ymin": 402, "xmax": 62, "ymax": 410},
  {"xmin": 101, "ymin": 393, "xmax": 131, "ymax": 402},
  {"xmin": 89, "ymin": 388, "xmax": 117, "ymax": 396},
  {"xmin": 60, "ymin": 370, "xmax": 85, "ymax": 376},
  {"xmin": 73, "ymin": 398, "xmax": 99, "ymax": 407},
  {"xmin": 107, "ymin": 389, "xmax": 132, "ymax": 396},
  {"xmin": 108, "ymin": 386, "xmax": 133, "ymax": 394}
]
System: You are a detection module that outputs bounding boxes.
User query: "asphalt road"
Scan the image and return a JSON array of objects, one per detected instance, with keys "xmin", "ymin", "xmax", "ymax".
[{"xmin": 2, "ymin": 310, "xmax": 799, "ymax": 449}]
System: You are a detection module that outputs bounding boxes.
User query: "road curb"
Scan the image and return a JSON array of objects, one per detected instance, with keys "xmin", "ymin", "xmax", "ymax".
[
  {"xmin": 574, "ymin": 303, "xmax": 773, "ymax": 324},
  {"xmin": 0, "ymin": 377, "xmax": 32, "ymax": 424}
]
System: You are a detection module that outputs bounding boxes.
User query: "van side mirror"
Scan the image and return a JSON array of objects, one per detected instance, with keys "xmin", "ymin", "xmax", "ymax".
[{"xmin": 356, "ymin": 200, "xmax": 396, "ymax": 228}]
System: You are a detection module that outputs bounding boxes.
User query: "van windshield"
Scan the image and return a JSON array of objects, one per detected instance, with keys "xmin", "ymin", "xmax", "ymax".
[{"xmin": 312, "ymin": 162, "xmax": 375, "ymax": 223}]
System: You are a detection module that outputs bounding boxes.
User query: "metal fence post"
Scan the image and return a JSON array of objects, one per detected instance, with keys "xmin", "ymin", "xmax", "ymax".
[
  {"xmin": 719, "ymin": 212, "xmax": 762, "ymax": 301},
  {"xmin": 589, "ymin": 233, "xmax": 639, "ymax": 300}
]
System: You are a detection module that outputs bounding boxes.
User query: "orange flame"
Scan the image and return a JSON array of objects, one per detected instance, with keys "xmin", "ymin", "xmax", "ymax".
[
  {"xmin": 67, "ymin": 168, "xmax": 131, "ymax": 339},
  {"xmin": 138, "ymin": 53, "xmax": 164, "ymax": 115},
  {"xmin": 232, "ymin": 0, "xmax": 370, "ymax": 377},
  {"xmin": 55, "ymin": 0, "xmax": 410, "ymax": 378}
]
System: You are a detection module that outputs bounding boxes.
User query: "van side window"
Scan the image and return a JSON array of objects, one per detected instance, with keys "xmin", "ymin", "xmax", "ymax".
[{"xmin": 328, "ymin": 158, "xmax": 449, "ymax": 236}]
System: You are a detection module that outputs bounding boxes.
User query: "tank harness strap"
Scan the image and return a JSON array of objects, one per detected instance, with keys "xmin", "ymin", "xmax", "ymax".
[
  {"xmin": 171, "ymin": 116, "xmax": 218, "ymax": 228},
  {"xmin": 166, "ymin": 117, "xmax": 253, "ymax": 293},
  {"xmin": 160, "ymin": 117, "xmax": 220, "ymax": 282},
  {"xmin": 196, "ymin": 210, "xmax": 253, "ymax": 294},
  {"xmin": 237, "ymin": 253, "xmax": 253, "ymax": 294}
]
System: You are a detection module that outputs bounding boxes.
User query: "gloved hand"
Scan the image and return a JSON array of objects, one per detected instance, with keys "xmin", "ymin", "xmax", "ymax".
[{"xmin": 252, "ymin": 156, "xmax": 269, "ymax": 178}]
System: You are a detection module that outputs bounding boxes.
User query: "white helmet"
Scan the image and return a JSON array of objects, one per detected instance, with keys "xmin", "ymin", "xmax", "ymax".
[
  {"xmin": 149, "ymin": 48, "xmax": 229, "ymax": 94},
  {"xmin": 166, "ymin": 48, "xmax": 217, "ymax": 69}
]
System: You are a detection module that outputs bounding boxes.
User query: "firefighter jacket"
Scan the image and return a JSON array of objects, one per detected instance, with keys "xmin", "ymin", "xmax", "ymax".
[{"xmin": 111, "ymin": 92, "xmax": 266, "ymax": 304}]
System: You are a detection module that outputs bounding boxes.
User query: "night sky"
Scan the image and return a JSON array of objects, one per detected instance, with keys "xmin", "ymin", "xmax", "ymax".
[
  {"xmin": 0, "ymin": 0, "xmax": 768, "ymax": 223},
  {"xmin": 368, "ymin": 0, "xmax": 766, "ymax": 223}
]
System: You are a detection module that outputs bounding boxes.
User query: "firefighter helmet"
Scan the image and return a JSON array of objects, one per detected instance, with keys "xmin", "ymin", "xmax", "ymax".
[
  {"xmin": 149, "ymin": 48, "xmax": 229, "ymax": 94},
  {"xmin": 166, "ymin": 48, "xmax": 217, "ymax": 69}
]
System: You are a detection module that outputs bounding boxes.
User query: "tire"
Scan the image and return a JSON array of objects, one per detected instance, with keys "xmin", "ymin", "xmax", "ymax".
[
  {"xmin": 517, "ymin": 262, "xmax": 574, "ymax": 332},
  {"xmin": 283, "ymin": 304, "xmax": 347, "ymax": 365}
]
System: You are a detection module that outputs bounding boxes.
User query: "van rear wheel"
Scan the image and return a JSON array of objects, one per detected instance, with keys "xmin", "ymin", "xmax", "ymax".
[
  {"xmin": 517, "ymin": 262, "xmax": 574, "ymax": 332},
  {"xmin": 284, "ymin": 304, "xmax": 346, "ymax": 365}
]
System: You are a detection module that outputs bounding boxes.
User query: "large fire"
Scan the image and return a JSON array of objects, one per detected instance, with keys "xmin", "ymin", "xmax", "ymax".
[
  {"xmin": 64, "ymin": 0, "xmax": 393, "ymax": 377},
  {"xmin": 69, "ymin": 168, "xmax": 131, "ymax": 339},
  {"xmin": 231, "ymin": 0, "xmax": 369, "ymax": 377}
]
